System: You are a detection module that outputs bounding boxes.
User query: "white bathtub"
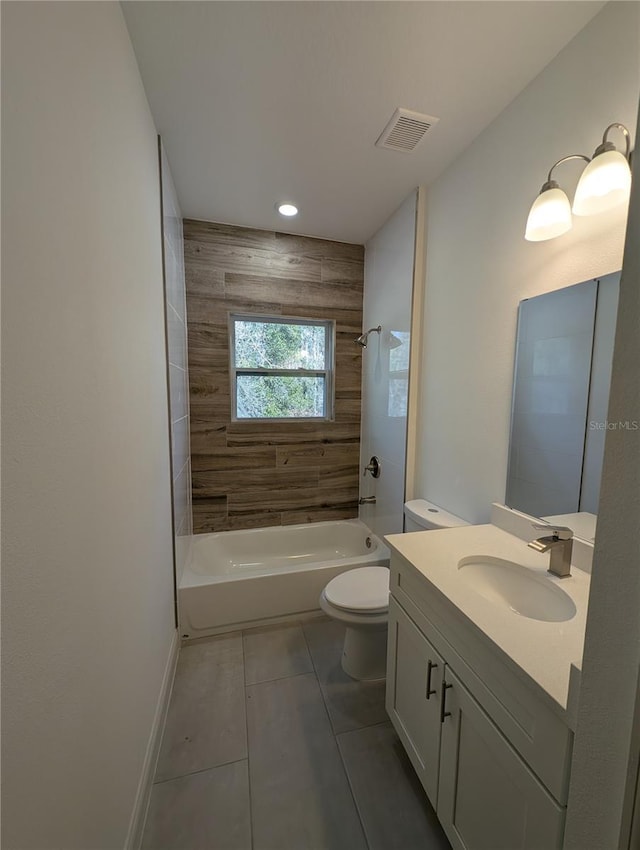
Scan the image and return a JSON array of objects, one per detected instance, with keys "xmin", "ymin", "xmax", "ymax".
[{"xmin": 179, "ymin": 519, "xmax": 390, "ymax": 639}]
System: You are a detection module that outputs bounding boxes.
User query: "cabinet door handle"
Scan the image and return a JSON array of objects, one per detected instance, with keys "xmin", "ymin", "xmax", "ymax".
[
  {"xmin": 426, "ymin": 660, "xmax": 438, "ymax": 699},
  {"xmin": 440, "ymin": 680, "xmax": 453, "ymax": 723}
]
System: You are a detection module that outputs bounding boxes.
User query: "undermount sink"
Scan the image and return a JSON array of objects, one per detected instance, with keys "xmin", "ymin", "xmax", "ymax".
[{"xmin": 457, "ymin": 556, "xmax": 577, "ymax": 623}]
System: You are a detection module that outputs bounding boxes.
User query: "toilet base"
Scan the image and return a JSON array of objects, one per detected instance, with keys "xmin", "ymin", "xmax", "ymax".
[{"xmin": 341, "ymin": 624, "xmax": 387, "ymax": 681}]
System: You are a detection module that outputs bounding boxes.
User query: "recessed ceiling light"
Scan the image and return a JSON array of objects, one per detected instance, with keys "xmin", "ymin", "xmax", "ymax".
[{"xmin": 276, "ymin": 202, "xmax": 298, "ymax": 217}]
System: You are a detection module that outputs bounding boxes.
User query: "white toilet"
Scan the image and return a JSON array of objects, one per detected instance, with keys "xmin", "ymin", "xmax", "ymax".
[
  {"xmin": 403, "ymin": 499, "xmax": 470, "ymax": 534},
  {"xmin": 320, "ymin": 500, "xmax": 469, "ymax": 681}
]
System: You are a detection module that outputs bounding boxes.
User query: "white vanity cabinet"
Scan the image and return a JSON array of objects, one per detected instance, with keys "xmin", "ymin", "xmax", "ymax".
[
  {"xmin": 386, "ymin": 596, "xmax": 445, "ymax": 802},
  {"xmin": 386, "ymin": 553, "xmax": 574, "ymax": 850},
  {"xmin": 438, "ymin": 667, "xmax": 565, "ymax": 850}
]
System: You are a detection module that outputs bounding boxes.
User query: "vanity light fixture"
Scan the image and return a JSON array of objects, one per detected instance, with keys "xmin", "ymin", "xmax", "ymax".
[
  {"xmin": 572, "ymin": 123, "xmax": 632, "ymax": 216},
  {"xmin": 276, "ymin": 202, "xmax": 298, "ymax": 217},
  {"xmin": 525, "ymin": 122, "xmax": 633, "ymax": 242},
  {"xmin": 525, "ymin": 155, "xmax": 589, "ymax": 242}
]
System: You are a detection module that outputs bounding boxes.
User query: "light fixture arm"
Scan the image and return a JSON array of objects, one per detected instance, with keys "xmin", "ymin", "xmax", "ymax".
[
  {"xmin": 596, "ymin": 123, "xmax": 631, "ymax": 161},
  {"xmin": 525, "ymin": 120, "xmax": 633, "ymax": 241},
  {"xmin": 542, "ymin": 154, "xmax": 591, "ymax": 192}
]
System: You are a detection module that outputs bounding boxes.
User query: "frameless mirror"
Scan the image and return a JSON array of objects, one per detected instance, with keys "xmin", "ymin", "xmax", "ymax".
[{"xmin": 505, "ymin": 272, "xmax": 620, "ymax": 541}]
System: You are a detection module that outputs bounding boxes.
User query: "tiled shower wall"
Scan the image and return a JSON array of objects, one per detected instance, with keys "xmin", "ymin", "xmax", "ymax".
[
  {"xmin": 359, "ymin": 190, "xmax": 419, "ymax": 538},
  {"xmin": 183, "ymin": 220, "xmax": 364, "ymax": 534},
  {"xmin": 160, "ymin": 143, "xmax": 192, "ymax": 580}
]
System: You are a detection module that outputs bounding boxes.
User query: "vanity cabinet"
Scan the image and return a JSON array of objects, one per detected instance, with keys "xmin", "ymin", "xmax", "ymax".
[
  {"xmin": 438, "ymin": 667, "xmax": 565, "ymax": 850},
  {"xmin": 386, "ymin": 597, "xmax": 444, "ymax": 802},
  {"xmin": 386, "ymin": 555, "xmax": 573, "ymax": 850}
]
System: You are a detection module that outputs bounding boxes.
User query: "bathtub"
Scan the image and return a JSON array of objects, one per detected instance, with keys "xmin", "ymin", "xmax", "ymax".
[{"xmin": 179, "ymin": 519, "xmax": 390, "ymax": 639}]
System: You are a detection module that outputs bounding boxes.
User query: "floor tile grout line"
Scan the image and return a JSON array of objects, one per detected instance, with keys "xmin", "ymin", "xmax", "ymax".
[
  {"xmin": 336, "ymin": 732, "xmax": 373, "ymax": 850},
  {"xmin": 246, "ymin": 619, "xmax": 321, "ymax": 850},
  {"xmin": 301, "ymin": 619, "xmax": 383, "ymax": 740},
  {"xmin": 152, "ymin": 756, "xmax": 250, "ymax": 787},
  {"xmin": 241, "ymin": 629, "xmax": 255, "ymax": 850},
  {"xmin": 300, "ymin": 621, "xmax": 371, "ymax": 850},
  {"xmin": 245, "ymin": 667, "xmax": 316, "ymax": 688},
  {"xmin": 335, "ymin": 718, "xmax": 393, "ymax": 740},
  {"xmin": 300, "ymin": 621, "xmax": 326, "ymax": 703},
  {"xmin": 300, "ymin": 621, "xmax": 342, "ymax": 737},
  {"xmin": 242, "ymin": 620, "xmax": 315, "ymax": 688}
]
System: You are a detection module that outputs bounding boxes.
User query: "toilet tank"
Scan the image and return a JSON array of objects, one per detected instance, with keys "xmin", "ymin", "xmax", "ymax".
[{"xmin": 403, "ymin": 499, "xmax": 469, "ymax": 532}]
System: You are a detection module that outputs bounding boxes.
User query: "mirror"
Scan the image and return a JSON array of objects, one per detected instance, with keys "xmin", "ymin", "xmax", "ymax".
[{"xmin": 505, "ymin": 272, "xmax": 620, "ymax": 541}]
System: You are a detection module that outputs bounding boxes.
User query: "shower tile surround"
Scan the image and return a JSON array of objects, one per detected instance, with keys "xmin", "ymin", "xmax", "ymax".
[
  {"xmin": 184, "ymin": 220, "xmax": 364, "ymax": 533},
  {"xmin": 161, "ymin": 144, "xmax": 193, "ymax": 581}
]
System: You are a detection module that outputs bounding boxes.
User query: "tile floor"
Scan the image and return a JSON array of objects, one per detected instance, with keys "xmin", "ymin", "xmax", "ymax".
[{"xmin": 142, "ymin": 617, "xmax": 451, "ymax": 850}]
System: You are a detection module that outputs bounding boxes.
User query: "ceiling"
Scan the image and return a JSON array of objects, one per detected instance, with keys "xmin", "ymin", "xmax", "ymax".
[{"xmin": 123, "ymin": 1, "xmax": 604, "ymax": 244}]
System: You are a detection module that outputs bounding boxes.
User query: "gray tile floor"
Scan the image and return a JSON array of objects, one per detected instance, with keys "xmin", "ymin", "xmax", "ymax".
[{"xmin": 142, "ymin": 617, "xmax": 451, "ymax": 850}]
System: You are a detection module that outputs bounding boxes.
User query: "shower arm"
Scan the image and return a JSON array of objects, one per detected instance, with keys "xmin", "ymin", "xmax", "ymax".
[{"xmin": 354, "ymin": 325, "xmax": 382, "ymax": 347}]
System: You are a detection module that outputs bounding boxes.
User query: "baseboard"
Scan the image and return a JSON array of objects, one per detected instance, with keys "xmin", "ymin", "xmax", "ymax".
[{"xmin": 125, "ymin": 628, "xmax": 179, "ymax": 850}]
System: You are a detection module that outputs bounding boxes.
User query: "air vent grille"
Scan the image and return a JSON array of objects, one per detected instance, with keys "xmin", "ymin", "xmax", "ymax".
[{"xmin": 375, "ymin": 108, "xmax": 439, "ymax": 153}]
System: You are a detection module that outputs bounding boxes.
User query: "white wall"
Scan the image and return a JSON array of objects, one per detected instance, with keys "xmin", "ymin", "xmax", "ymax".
[
  {"xmin": 416, "ymin": 2, "xmax": 640, "ymax": 523},
  {"xmin": 359, "ymin": 190, "xmax": 417, "ymax": 537},
  {"xmin": 161, "ymin": 143, "xmax": 193, "ymax": 584},
  {"xmin": 564, "ymin": 98, "xmax": 640, "ymax": 850},
  {"xmin": 2, "ymin": 4, "xmax": 177, "ymax": 848}
]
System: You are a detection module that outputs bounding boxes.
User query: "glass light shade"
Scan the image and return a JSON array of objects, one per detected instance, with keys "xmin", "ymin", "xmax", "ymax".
[
  {"xmin": 572, "ymin": 150, "xmax": 631, "ymax": 216},
  {"xmin": 525, "ymin": 187, "xmax": 572, "ymax": 242}
]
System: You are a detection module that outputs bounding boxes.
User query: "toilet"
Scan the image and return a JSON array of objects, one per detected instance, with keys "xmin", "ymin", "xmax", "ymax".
[
  {"xmin": 320, "ymin": 500, "xmax": 469, "ymax": 681},
  {"xmin": 403, "ymin": 499, "xmax": 470, "ymax": 534}
]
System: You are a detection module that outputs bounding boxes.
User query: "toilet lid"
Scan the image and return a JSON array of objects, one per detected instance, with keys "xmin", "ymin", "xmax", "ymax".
[{"xmin": 325, "ymin": 567, "xmax": 389, "ymax": 613}]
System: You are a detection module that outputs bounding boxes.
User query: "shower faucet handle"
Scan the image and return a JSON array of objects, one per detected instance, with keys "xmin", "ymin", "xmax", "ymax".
[{"xmin": 363, "ymin": 456, "xmax": 381, "ymax": 478}]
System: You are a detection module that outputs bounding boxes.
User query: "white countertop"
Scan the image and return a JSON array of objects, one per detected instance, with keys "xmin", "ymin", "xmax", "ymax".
[{"xmin": 385, "ymin": 523, "xmax": 591, "ymax": 718}]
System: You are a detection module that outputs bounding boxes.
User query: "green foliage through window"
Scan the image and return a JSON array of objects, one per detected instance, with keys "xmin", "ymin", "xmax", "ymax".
[{"xmin": 230, "ymin": 315, "xmax": 334, "ymax": 420}]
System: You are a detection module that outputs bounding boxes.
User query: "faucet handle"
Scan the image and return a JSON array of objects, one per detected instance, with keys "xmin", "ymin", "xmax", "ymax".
[
  {"xmin": 531, "ymin": 523, "xmax": 573, "ymax": 540},
  {"xmin": 363, "ymin": 456, "xmax": 381, "ymax": 479}
]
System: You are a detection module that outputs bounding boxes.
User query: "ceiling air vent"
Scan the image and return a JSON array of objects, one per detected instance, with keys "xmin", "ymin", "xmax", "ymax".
[{"xmin": 375, "ymin": 108, "xmax": 439, "ymax": 153}]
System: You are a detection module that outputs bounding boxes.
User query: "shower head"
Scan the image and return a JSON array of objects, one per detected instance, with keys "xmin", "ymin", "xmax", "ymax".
[{"xmin": 354, "ymin": 325, "xmax": 382, "ymax": 348}]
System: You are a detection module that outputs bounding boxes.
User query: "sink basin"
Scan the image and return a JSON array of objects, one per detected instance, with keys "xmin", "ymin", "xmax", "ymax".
[{"xmin": 457, "ymin": 556, "xmax": 576, "ymax": 622}]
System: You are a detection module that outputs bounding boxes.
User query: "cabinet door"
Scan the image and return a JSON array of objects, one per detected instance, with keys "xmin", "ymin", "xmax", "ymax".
[
  {"xmin": 438, "ymin": 668, "xmax": 565, "ymax": 850},
  {"xmin": 386, "ymin": 597, "xmax": 445, "ymax": 805}
]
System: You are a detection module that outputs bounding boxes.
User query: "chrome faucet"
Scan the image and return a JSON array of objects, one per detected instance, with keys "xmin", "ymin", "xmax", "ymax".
[{"xmin": 528, "ymin": 524, "xmax": 573, "ymax": 578}]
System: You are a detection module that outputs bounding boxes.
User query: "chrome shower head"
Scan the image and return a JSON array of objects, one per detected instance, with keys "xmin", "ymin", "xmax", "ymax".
[{"xmin": 354, "ymin": 325, "xmax": 382, "ymax": 348}]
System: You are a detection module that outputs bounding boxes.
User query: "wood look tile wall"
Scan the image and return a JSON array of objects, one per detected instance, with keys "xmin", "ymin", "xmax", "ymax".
[{"xmin": 184, "ymin": 220, "xmax": 364, "ymax": 534}]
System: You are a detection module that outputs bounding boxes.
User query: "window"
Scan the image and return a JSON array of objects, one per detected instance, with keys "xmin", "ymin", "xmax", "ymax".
[{"xmin": 229, "ymin": 314, "xmax": 335, "ymax": 421}]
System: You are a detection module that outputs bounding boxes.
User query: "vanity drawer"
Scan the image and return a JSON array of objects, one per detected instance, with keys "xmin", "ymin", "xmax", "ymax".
[{"xmin": 391, "ymin": 554, "xmax": 573, "ymax": 804}]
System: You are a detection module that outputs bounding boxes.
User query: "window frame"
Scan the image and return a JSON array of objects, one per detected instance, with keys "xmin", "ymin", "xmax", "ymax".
[{"xmin": 228, "ymin": 312, "xmax": 336, "ymax": 423}]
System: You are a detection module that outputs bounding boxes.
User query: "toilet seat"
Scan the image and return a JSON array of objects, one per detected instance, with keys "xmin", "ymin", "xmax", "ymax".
[{"xmin": 324, "ymin": 567, "xmax": 389, "ymax": 614}]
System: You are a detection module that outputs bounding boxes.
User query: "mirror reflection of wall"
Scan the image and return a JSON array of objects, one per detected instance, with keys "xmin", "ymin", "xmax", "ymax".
[{"xmin": 505, "ymin": 272, "xmax": 620, "ymax": 538}]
